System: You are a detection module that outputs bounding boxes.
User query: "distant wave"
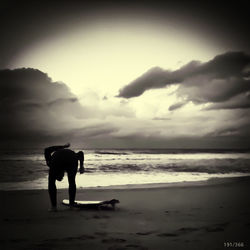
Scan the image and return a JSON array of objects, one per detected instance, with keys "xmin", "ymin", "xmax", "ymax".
[
  {"xmin": 134, "ymin": 148, "xmax": 250, "ymax": 154},
  {"xmin": 92, "ymin": 148, "xmax": 250, "ymax": 155},
  {"xmin": 98, "ymin": 164, "xmax": 142, "ymax": 172},
  {"xmin": 94, "ymin": 150, "xmax": 129, "ymax": 155},
  {"xmin": 156, "ymin": 163, "xmax": 250, "ymax": 174},
  {"xmin": 93, "ymin": 160, "xmax": 250, "ymax": 174}
]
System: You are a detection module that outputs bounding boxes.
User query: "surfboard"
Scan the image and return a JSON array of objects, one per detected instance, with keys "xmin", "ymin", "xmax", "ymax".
[{"xmin": 62, "ymin": 199, "xmax": 120, "ymax": 210}]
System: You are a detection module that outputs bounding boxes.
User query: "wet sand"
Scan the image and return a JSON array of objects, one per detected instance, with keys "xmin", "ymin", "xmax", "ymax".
[{"xmin": 1, "ymin": 177, "xmax": 250, "ymax": 250}]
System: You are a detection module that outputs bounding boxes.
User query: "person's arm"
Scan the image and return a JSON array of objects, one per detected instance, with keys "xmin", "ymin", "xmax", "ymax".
[{"xmin": 77, "ymin": 151, "xmax": 84, "ymax": 174}]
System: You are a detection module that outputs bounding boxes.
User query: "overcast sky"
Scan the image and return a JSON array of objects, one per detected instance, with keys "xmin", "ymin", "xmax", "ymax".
[{"xmin": 1, "ymin": 0, "xmax": 250, "ymax": 149}]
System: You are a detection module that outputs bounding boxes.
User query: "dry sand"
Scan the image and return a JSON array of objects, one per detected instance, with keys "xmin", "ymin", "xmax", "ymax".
[{"xmin": 1, "ymin": 177, "xmax": 250, "ymax": 250}]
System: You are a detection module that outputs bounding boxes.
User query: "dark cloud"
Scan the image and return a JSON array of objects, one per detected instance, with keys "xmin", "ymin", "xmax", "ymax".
[
  {"xmin": 0, "ymin": 68, "xmax": 75, "ymax": 102},
  {"xmin": 118, "ymin": 51, "xmax": 250, "ymax": 98},
  {"xmin": 204, "ymin": 93, "xmax": 250, "ymax": 110},
  {"xmin": 0, "ymin": 68, "xmax": 87, "ymax": 146},
  {"xmin": 207, "ymin": 123, "xmax": 250, "ymax": 138},
  {"xmin": 168, "ymin": 101, "xmax": 187, "ymax": 111},
  {"xmin": 209, "ymin": 127, "xmax": 241, "ymax": 137},
  {"xmin": 118, "ymin": 51, "xmax": 250, "ymax": 110},
  {"xmin": 117, "ymin": 67, "xmax": 170, "ymax": 98}
]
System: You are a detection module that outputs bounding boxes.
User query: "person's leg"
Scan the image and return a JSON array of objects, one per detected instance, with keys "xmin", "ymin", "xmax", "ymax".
[
  {"xmin": 67, "ymin": 167, "xmax": 77, "ymax": 206},
  {"xmin": 48, "ymin": 170, "xmax": 57, "ymax": 208}
]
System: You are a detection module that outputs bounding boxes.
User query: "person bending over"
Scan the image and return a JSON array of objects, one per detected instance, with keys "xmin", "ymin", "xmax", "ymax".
[{"xmin": 44, "ymin": 143, "xmax": 84, "ymax": 211}]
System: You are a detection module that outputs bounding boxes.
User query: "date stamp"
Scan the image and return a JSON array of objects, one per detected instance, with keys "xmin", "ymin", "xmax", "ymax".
[{"xmin": 224, "ymin": 242, "xmax": 245, "ymax": 248}]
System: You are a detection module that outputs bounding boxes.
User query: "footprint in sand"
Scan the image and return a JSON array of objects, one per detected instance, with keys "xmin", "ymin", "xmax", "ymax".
[
  {"xmin": 108, "ymin": 245, "xmax": 148, "ymax": 250},
  {"xmin": 178, "ymin": 227, "xmax": 200, "ymax": 233},
  {"xmin": 95, "ymin": 231, "xmax": 108, "ymax": 236},
  {"xmin": 205, "ymin": 222, "xmax": 229, "ymax": 232},
  {"xmin": 108, "ymin": 247, "xmax": 126, "ymax": 250},
  {"xmin": 126, "ymin": 245, "xmax": 148, "ymax": 250},
  {"xmin": 158, "ymin": 227, "xmax": 201, "ymax": 237},
  {"xmin": 136, "ymin": 231, "xmax": 156, "ymax": 236},
  {"xmin": 64, "ymin": 234, "xmax": 96, "ymax": 241},
  {"xmin": 164, "ymin": 210, "xmax": 180, "ymax": 214},
  {"xmin": 157, "ymin": 233, "xmax": 178, "ymax": 237},
  {"xmin": 126, "ymin": 244, "xmax": 141, "ymax": 247},
  {"xmin": 102, "ymin": 238, "xmax": 127, "ymax": 244},
  {"xmin": 93, "ymin": 214, "xmax": 110, "ymax": 219},
  {"xmin": 205, "ymin": 227, "xmax": 224, "ymax": 232},
  {"xmin": 78, "ymin": 234, "xmax": 96, "ymax": 240}
]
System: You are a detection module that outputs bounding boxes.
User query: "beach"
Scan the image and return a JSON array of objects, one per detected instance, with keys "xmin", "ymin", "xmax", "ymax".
[{"xmin": 1, "ymin": 177, "xmax": 250, "ymax": 250}]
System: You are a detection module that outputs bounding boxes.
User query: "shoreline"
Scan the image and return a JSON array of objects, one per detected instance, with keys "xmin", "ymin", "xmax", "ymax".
[
  {"xmin": 1, "ymin": 174, "xmax": 250, "ymax": 192},
  {"xmin": 79, "ymin": 175, "xmax": 250, "ymax": 190}
]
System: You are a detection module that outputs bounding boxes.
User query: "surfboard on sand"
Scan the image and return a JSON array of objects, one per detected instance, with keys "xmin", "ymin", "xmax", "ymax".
[{"xmin": 62, "ymin": 199, "xmax": 120, "ymax": 210}]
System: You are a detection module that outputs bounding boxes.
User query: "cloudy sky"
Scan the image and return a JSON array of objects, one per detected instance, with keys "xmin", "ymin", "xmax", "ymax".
[{"xmin": 1, "ymin": 0, "xmax": 250, "ymax": 149}]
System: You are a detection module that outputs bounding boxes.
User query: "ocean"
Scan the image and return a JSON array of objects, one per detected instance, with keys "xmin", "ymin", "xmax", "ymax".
[{"xmin": 0, "ymin": 148, "xmax": 250, "ymax": 190}]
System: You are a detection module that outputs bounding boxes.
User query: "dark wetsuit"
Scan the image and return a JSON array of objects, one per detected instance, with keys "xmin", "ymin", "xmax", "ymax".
[{"xmin": 45, "ymin": 146, "xmax": 83, "ymax": 207}]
